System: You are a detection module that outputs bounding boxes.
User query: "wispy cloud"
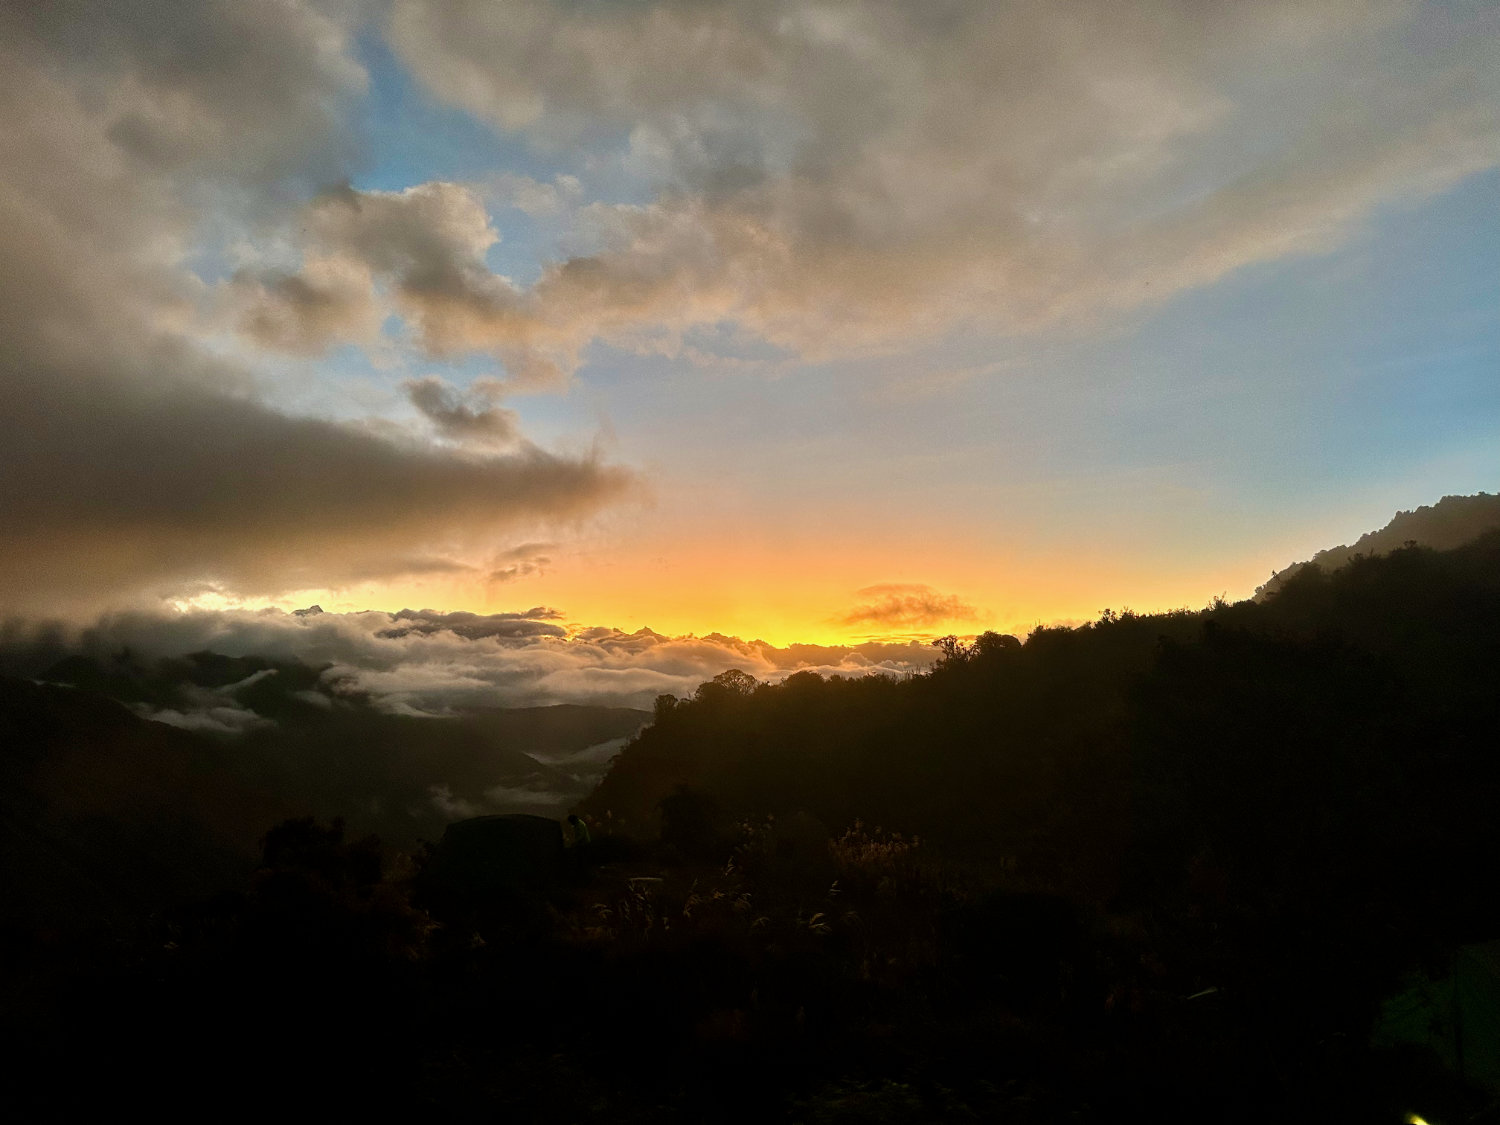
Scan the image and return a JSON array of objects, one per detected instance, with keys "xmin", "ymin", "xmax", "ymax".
[
  {"xmin": 487, "ymin": 542, "xmax": 556, "ymax": 584},
  {"xmin": 838, "ymin": 585, "xmax": 980, "ymax": 631}
]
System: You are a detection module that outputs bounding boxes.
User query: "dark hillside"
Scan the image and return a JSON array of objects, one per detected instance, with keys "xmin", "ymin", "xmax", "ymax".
[
  {"xmin": 463, "ymin": 703, "xmax": 650, "ymax": 749},
  {"xmin": 587, "ymin": 532, "xmax": 1500, "ymax": 917},
  {"xmin": 6, "ymin": 537, "xmax": 1500, "ymax": 1121},
  {"xmin": 1256, "ymin": 491, "xmax": 1500, "ymax": 598},
  {"xmin": 0, "ymin": 677, "xmax": 271, "ymax": 926},
  {"xmin": 0, "ymin": 668, "xmax": 649, "ymax": 928}
]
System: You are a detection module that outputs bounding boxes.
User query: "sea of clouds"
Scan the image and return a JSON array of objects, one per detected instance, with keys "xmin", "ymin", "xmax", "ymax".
[{"xmin": 2, "ymin": 605, "xmax": 940, "ymax": 716}]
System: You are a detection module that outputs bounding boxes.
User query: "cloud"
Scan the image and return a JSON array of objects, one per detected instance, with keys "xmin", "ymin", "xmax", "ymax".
[
  {"xmin": 6, "ymin": 0, "xmax": 366, "ymax": 190},
  {"xmin": 839, "ymin": 585, "xmax": 980, "ymax": 630},
  {"xmin": 487, "ymin": 542, "xmax": 556, "ymax": 584},
  {"xmin": 137, "ymin": 702, "xmax": 273, "ymax": 736},
  {"xmin": 230, "ymin": 257, "xmax": 385, "ymax": 355},
  {"xmin": 0, "ymin": 368, "xmax": 634, "ymax": 608},
  {"xmin": 374, "ymin": 0, "xmax": 1500, "ymax": 378},
  {"xmin": 483, "ymin": 171, "xmax": 585, "ymax": 217},
  {"xmin": 126, "ymin": 665, "xmax": 284, "ymax": 734},
  {"xmin": 426, "ymin": 783, "xmax": 481, "ymax": 821},
  {"xmin": 228, "ymin": 180, "xmax": 586, "ymax": 386},
  {"xmin": 378, "ymin": 608, "xmax": 567, "ymax": 641},
  {"xmin": 403, "ymin": 375, "xmax": 520, "ymax": 447},
  {"xmin": 0, "ymin": 3, "xmax": 636, "ymax": 612},
  {"xmin": 297, "ymin": 182, "xmax": 528, "ymax": 360},
  {"xmin": 2, "ymin": 607, "xmax": 941, "ymax": 713},
  {"xmin": 10, "ymin": 1, "xmax": 1490, "ymax": 622}
]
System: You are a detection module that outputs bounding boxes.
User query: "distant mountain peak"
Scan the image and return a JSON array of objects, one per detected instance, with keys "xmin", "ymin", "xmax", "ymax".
[{"xmin": 1257, "ymin": 492, "xmax": 1500, "ymax": 599}]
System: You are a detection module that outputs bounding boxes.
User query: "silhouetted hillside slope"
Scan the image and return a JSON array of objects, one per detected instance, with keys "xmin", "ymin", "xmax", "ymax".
[
  {"xmin": 1256, "ymin": 491, "xmax": 1500, "ymax": 599},
  {"xmin": 0, "ymin": 677, "xmax": 270, "ymax": 926},
  {"xmin": 230, "ymin": 704, "xmax": 640, "ymax": 843},
  {"xmin": 0, "ymin": 664, "xmax": 647, "ymax": 928},
  {"xmin": 8, "ymin": 540, "xmax": 1500, "ymax": 1121},
  {"xmin": 586, "ymin": 531, "xmax": 1500, "ymax": 934},
  {"xmin": 29, "ymin": 651, "xmax": 646, "ymax": 822},
  {"xmin": 462, "ymin": 703, "xmax": 652, "ymax": 751},
  {"xmin": 38, "ymin": 648, "xmax": 341, "ymax": 724}
]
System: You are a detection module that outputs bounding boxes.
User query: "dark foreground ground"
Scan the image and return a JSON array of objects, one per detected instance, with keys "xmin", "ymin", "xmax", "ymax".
[
  {"xmin": 2, "ymin": 815, "xmax": 1494, "ymax": 1124},
  {"xmin": 7, "ymin": 538, "xmax": 1500, "ymax": 1120}
]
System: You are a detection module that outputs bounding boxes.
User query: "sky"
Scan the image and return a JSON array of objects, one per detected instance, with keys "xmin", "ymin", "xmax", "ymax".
[{"xmin": 1, "ymin": 0, "xmax": 1497, "ymax": 688}]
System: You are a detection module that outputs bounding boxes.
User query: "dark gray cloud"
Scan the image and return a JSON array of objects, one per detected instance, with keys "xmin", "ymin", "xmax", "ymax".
[
  {"xmin": 0, "ymin": 2, "xmax": 636, "ymax": 613},
  {"xmin": 403, "ymin": 375, "xmax": 521, "ymax": 447},
  {"xmin": 230, "ymin": 264, "xmax": 382, "ymax": 355},
  {"xmin": 0, "ymin": 364, "xmax": 633, "ymax": 609},
  {"xmin": 4, "ymin": 0, "xmax": 366, "ymax": 190},
  {"xmin": 378, "ymin": 608, "xmax": 567, "ymax": 641},
  {"xmin": 227, "ymin": 180, "xmax": 573, "ymax": 386}
]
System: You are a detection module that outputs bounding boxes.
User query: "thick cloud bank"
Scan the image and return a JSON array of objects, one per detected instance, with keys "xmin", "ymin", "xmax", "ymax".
[
  {"xmin": 5, "ymin": 607, "xmax": 938, "ymax": 715},
  {"xmin": 0, "ymin": 1, "xmax": 633, "ymax": 612}
]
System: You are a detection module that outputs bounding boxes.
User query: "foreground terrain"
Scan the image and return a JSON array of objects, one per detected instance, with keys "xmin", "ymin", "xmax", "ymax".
[{"xmin": 5, "ymin": 535, "xmax": 1500, "ymax": 1120}]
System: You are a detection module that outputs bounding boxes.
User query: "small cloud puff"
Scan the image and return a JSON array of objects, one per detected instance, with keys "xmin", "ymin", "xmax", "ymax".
[
  {"xmin": 403, "ymin": 375, "xmax": 520, "ymax": 448},
  {"xmin": 838, "ymin": 584, "xmax": 980, "ymax": 630},
  {"xmin": 488, "ymin": 541, "xmax": 555, "ymax": 584}
]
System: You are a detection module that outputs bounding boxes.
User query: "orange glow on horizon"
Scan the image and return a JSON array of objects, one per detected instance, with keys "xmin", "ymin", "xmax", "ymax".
[{"xmin": 218, "ymin": 534, "xmax": 1270, "ymax": 649}]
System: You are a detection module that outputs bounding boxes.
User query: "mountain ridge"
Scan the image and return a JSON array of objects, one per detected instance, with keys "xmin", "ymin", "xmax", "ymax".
[{"xmin": 1256, "ymin": 491, "xmax": 1500, "ymax": 599}]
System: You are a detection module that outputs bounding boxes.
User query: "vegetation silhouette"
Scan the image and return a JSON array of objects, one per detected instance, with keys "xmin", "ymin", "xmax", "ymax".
[{"xmin": 5, "ymin": 533, "xmax": 1500, "ymax": 1119}]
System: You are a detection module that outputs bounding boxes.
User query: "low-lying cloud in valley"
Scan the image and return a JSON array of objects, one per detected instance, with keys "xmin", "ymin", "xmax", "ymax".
[
  {"xmin": 1, "ymin": 600, "xmax": 941, "ymax": 842},
  {"xmin": 3, "ymin": 606, "xmax": 940, "ymax": 720}
]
